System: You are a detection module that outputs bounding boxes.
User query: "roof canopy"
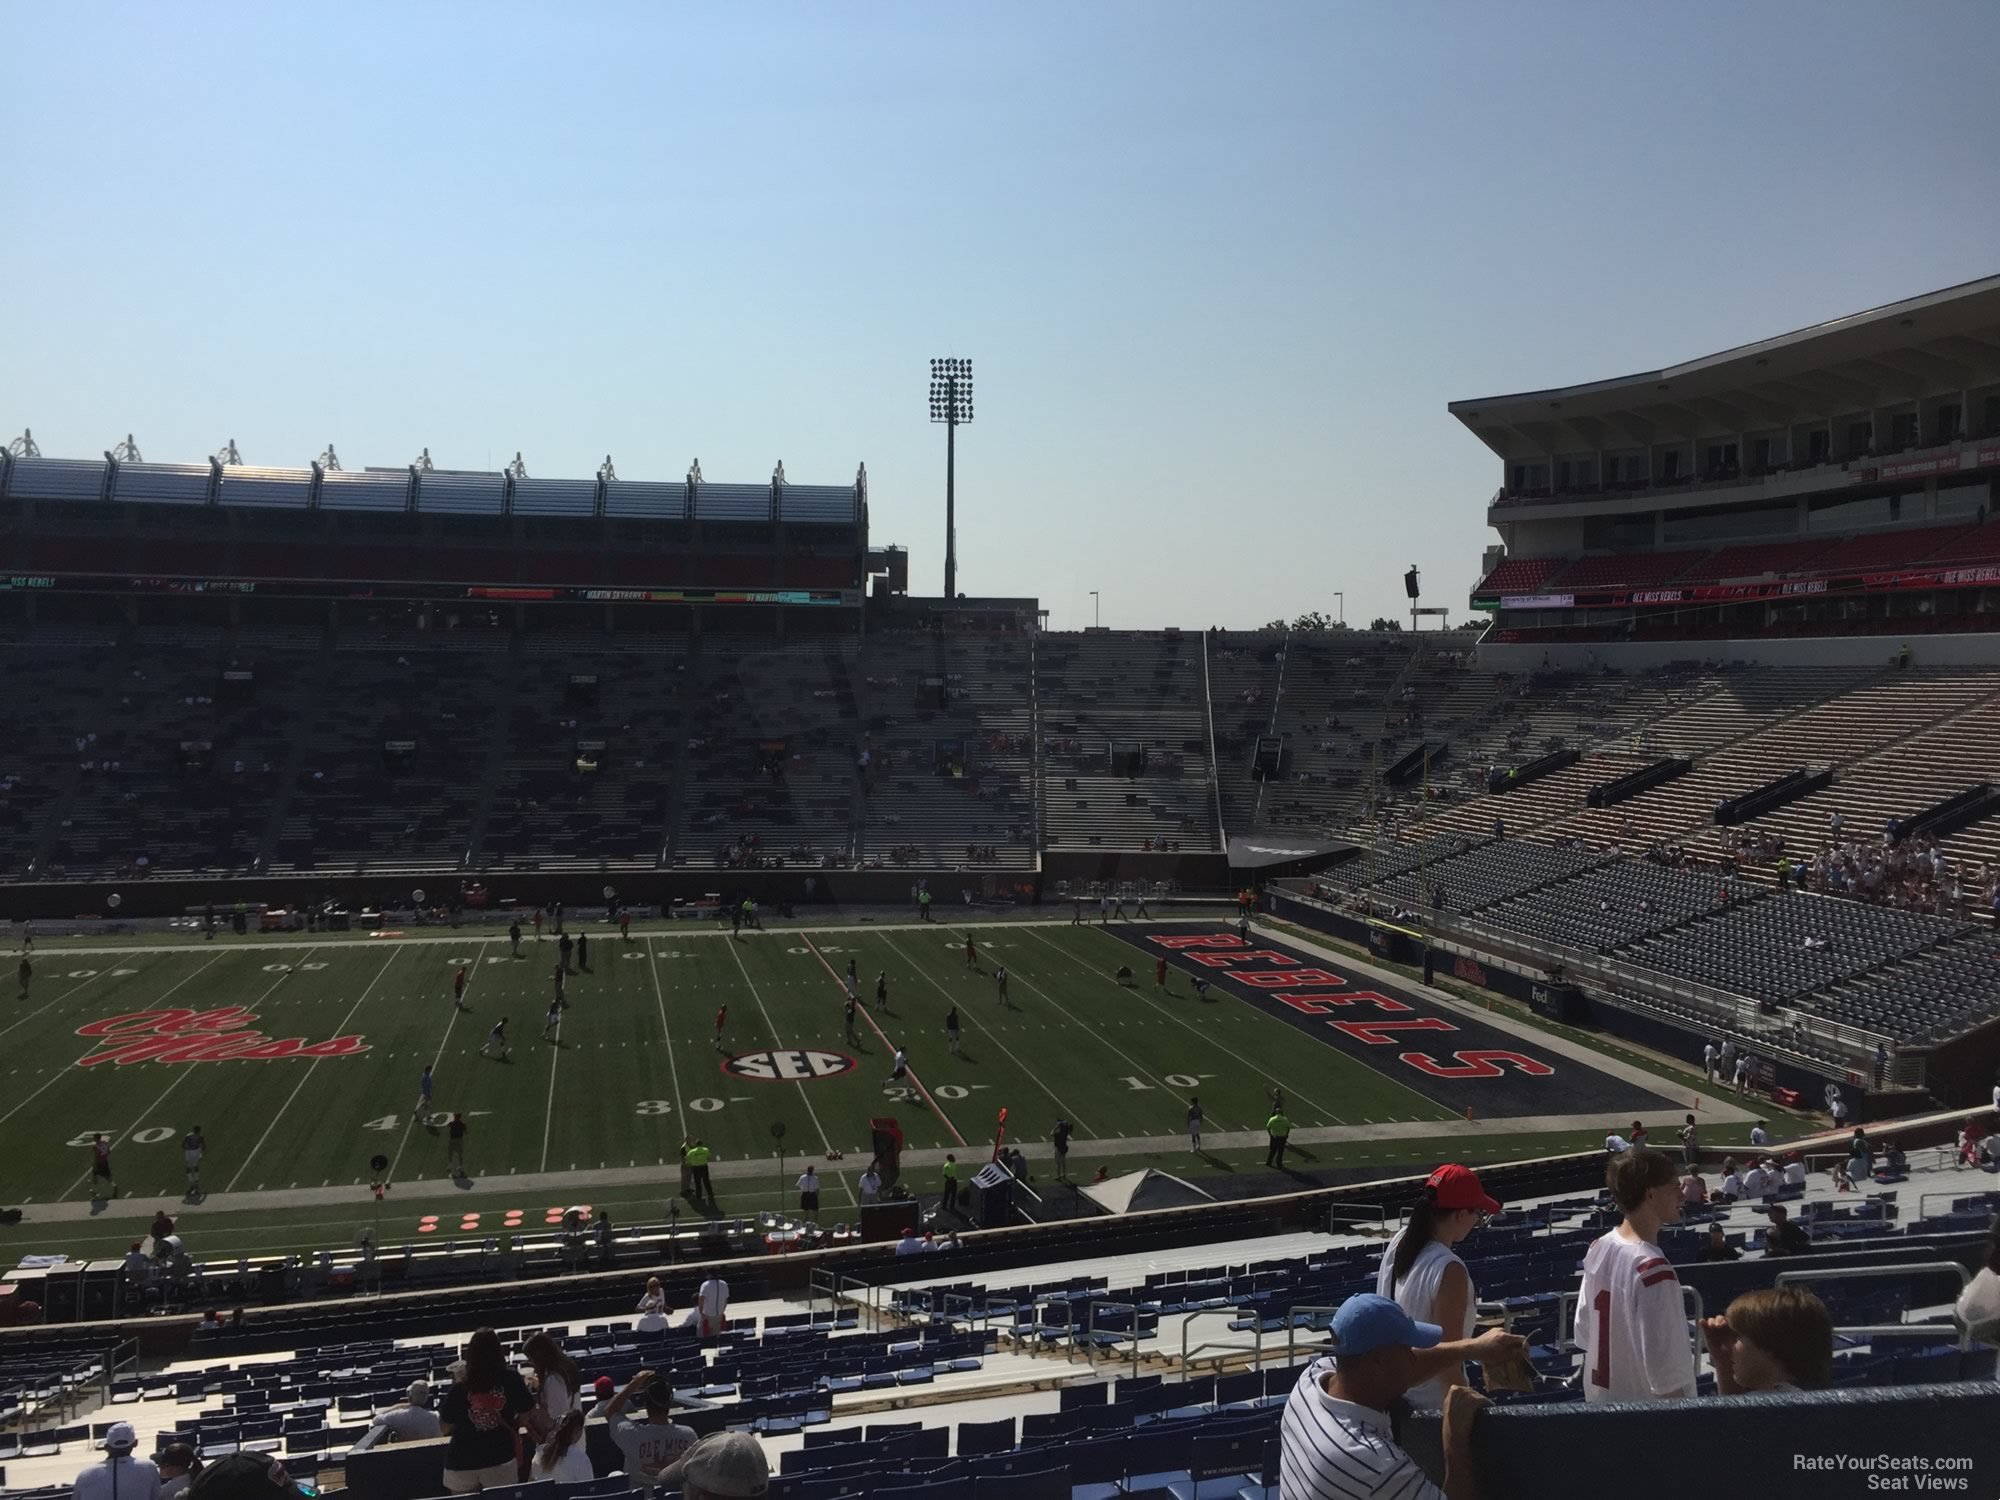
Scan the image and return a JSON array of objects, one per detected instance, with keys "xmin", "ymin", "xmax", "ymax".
[{"xmin": 1451, "ymin": 275, "xmax": 2000, "ymax": 461}]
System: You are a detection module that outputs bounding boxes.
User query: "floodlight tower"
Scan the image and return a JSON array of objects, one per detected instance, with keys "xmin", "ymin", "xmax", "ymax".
[{"xmin": 929, "ymin": 358, "xmax": 973, "ymax": 599}]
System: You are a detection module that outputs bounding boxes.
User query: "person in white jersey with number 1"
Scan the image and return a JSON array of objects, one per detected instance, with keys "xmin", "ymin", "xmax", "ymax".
[
  {"xmin": 1577, "ymin": 1149, "xmax": 1697, "ymax": 1402},
  {"xmin": 1374, "ymin": 1164, "xmax": 1500, "ymax": 1411}
]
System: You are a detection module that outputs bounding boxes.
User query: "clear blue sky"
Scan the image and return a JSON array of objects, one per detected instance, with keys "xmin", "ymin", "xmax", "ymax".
[{"xmin": 4, "ymin": 3, "xmax": 1997, "ymax": 630}]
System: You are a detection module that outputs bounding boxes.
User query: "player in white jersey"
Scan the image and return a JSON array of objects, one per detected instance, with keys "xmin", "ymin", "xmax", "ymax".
[{"xmin": 1577, "ymin": 1148, "xmax": 1697, "ymax": 1403}]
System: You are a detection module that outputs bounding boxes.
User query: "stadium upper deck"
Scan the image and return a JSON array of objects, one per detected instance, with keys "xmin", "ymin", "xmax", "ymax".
[
  {"xmin": 1455, "ymin": 276, "xmax": 2000, "ymax": 662},
  {"xmin": 0, "ymin": 445, "xmax": 874, "ymax": 604}
]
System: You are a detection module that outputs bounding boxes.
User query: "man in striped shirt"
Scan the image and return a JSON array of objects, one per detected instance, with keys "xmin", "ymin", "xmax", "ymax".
[{"xmin": 1280, "ymin": 1292, "xmax": 1520, "ymax": 1499}]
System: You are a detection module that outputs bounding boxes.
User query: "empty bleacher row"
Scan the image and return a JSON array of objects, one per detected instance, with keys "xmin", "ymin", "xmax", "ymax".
[
  {"xmin": 6, "ymin": 623, "xmax": 2000, "ymax": 883},
  {"xmin": 1036, "ymin": 633, "xmax": 1220, "ymax": 850},
  {"xmin": 1328, "ymin": 832, "xmax": 1995, "ymax": 1044},
  {"xmin": 857, "ymin": 634, "xmax": 1037, "ymax": 871}
]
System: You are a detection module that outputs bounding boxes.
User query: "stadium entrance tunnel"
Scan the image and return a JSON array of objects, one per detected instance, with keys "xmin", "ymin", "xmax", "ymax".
[{"xmin": 1115, "ymin": 925, "xmax": 1681, "ymax": 1118}]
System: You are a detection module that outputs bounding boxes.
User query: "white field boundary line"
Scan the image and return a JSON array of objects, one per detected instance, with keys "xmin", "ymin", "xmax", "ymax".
[
  {"xmin": 800, "ymin": 934, "xmax": 967, "ymax": 1148},
  {"xmin": 388, "ymin": 939, "xmax": 492, "ymax": 1181},
  {"xmin": 223, "ymin": 946, "xmax": 400, "ymax": 1193},
  {"xmin": 1019, "ymin": 924, "xmax": 1357, "ymax": 1127},
  {"xmin": 0, "ymin": 951, "xmax": 229, "ymax": 1138},
  {"xmin": 726, "ymin": 934, "xmax": 838, "ymax": 1161},
  {"xmin": 883, "ymin": 930, "xmax": 1094, "ymax": 1139}
]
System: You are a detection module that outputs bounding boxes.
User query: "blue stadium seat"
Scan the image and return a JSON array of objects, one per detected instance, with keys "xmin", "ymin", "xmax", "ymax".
[
  {"xmin": 972, "ymin": 1468, "xmax": 1069, "ymax": 1499},
  {"xmin": 954, "ymin": 1416, "xmax": 1017, "ymax": 1456}
]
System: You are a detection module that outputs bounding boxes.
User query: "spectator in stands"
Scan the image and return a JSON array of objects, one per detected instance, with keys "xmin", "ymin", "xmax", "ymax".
[
  {"xmin": 1702, "ymin": 1287, "xmax": 1833, "ymax": 1394},
  {"xmin": 1698, "ymin": 1225, "xmax": 1738, "ymax": 1262},
  {"xmin": 690, "ymin": 1272, "xmax": 729, "ymax": 1337},
  {"xmin": 1603, "ymin": 1128, "xmax": 1631, "ymax": 1154},
  {"xmin": 372, "ymin": 1380, "xmax": 443, "ymax": 1443},
  {"xmin": 156, "ymin": 1443, "xmax": 200, "ymax": 1498},
  {"xmin": 1739, "ymin": 1158, "xmax": 1770, "ymax": 1199},
  {"xmin": 531, "ymin": 1410, "xmax": 593, "ymax": 1483},
  {"xmin": 603, "ymin": 1369, "xmax": 698, "ymax": 1494},
  {"xmin": 438, "ymin": 1326, "xmax": 535, "ymax": 1492},
  {"xmin": 1847, "ymin": 1130, "xmax": 1875, "ymax": 1183},
  {"xmin": 74, "ymin": 1420, "xmax": 161, "ymax": 1500},
  {"xmin": 1954, "ymin": 1223, "xmax": 2000, "ymax": 1345},
  {"xmin": 1678, "ymin": 1113, "xmax": 1699, "ymax": 1167},
  {"xmin": 1577, "ymin": 1149, "xmax": 1697, "ymax": 1403},
  {"xmin": 659, "ymin": 1430, "xmax": 770, "ymax": 1500},
  {"xmin": 521, "ymin": 1330, "xmax": 581, "ymax": 1442},
  {"xmin": 1280, "ymin": 1293, "xmax": 1519, "ymax": 1500},
  {"xmin": 1959, "ymin": 1118, "xmax": 1985, "ymax": 1167},
  {"xmin": 1763, "ymin": 1203, "xmax": 1811, "ymax": 1257},
  {"xmin": 1781, "ymin": 1153, "xmax": 1807, "ymax": 1189},
  {"xmin": 1750, "ymin": 1120, "xmax": 1770, "ymax": 1148},
  {"xmin": 636, "ymin": 1276, "xmax": 670, "ymax": 1333},
  {"xmin": 1679, "ymin": 1169, "xmax": 1706, "ymax": 1208},
  {"xmin": 1375, "ymin": 1164, "xmax": 1500, "ymax": 1411}
]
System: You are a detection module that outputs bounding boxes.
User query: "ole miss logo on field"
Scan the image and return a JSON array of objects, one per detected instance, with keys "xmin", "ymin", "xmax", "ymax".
[
  {"xmin": 73, "ymin": 1007, "xmax": 371, "ymax": 1068},
  {"xmin": 721, "ymin": 1049, "xmax": 857, "ymax": 1082}
]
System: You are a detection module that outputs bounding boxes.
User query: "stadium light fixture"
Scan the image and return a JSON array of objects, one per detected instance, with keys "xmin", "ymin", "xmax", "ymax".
[
  {"xmin": 929, "ymin": 357, "xmax": 974, "ymax": 598},
  {"xmin": 505, "ymin": 452, "xmax": 528, "ymax": 480},
  {"xmin": 5, "ymin": 429, "xmax": 39, "ymax": 458},
  {"xmin": 411, "ymin": 447, "xmax": 434, "ymax": 472},
  {"xmin": 598, "ymin": 454, "xmax": 617, "ymax": 482},
  {"xmin": 213, "ymin": 438, "xmax": 242, "ymax": 466},
  {"xmin": 110, "ymin": 433, "xmax": 142, "ymax": 463}
]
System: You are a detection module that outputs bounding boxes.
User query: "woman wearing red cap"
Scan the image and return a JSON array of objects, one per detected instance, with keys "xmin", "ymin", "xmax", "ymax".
[{"xmin": 1375, "ymin": 1163, "xmax": 1500, "ymax": 1411}]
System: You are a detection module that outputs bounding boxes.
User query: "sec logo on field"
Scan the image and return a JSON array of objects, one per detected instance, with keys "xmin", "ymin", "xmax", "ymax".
[{"xmin": 721, "ymin": 1049, "xmax": 857, "ymax": 1082}]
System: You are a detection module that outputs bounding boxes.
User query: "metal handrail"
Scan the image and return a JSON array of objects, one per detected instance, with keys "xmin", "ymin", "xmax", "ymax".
[
  {"xmin": 1084, "ymin": 1300, "xmax": 1144, "ymax": 1376},
  {"xmin": 1178, "ymin": 1308, "xmax": 1267, "ymax": 1376},
  {"xmin": 1284, "ymin": 1304, "xmax": 1342, "ymax": 1370},
  {"xmin": 1773, "ymin": 1261, "xmax": 1971, "ymax": 1353}
]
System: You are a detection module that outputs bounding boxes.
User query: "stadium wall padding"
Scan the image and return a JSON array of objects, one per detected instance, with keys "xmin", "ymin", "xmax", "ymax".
[
  {"xmin": 1043, "ymin": 850, "xmax": 1232, "ymax": 889},
  {"xmin": 1399, "ymin": 1381, "xmax": 2000, "ymax": 1500}
]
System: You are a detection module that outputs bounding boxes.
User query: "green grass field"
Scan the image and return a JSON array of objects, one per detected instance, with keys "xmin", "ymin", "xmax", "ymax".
[{"xmin": 0, "ymin": 916, "xmax": 1763, "ymax": 1263}]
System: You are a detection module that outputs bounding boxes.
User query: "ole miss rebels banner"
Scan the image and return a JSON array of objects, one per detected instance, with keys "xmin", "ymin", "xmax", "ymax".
[{"xmin": 1126, "ymin": 928, "xmax": 1676, "ymax": 1117}]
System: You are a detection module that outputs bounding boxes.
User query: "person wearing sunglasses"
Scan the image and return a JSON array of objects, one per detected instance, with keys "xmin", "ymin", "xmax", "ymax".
[{"xmin": 1375, "ymin": 1163, "xmax": 1501, "ymax": 1411}]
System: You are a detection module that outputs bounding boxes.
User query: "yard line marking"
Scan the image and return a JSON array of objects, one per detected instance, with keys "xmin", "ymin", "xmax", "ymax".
[
  {"xmin": 727, "ymin": 935, "xmax": 838, "ymax": 1158},
  {"xmin": 1002, "ymin": 960, "xmax": 1235, "ymax": 1132},
  {"xmin": 0, "ymin": 951, "xmax": 230, "ymax": 1132},
  {"xmin": 58, "ymin": 949, "xmax": 323, "ymax": 1203},
  {"xmin": 387, "ymin": 939, "xmax": 490, "ymax": 1182},
  {"xmin": 642, "ymin": 934, "xmax": 686, "ymax": 1123},
  {"xmin": 539, "ymin": 1000, "xmax": 566, "ymax": 1174},
  {"xmin": 883, "ymin": 932, "xmax": 1094, "ymax": 1137},
  {"xmin": 0, "ymin": 949, "xmax": 174, "ymax": 1047},
  {"xmin": 223, "ymin": 946, "xmax": 396, "ymax": 1194},
  {"xmin": 799, "ymin": 935, "xmax": 965, "ymax": 1147},
  {"xmin": 1019, "ymin": 926, "xmax": 1345, "ymax": 1124}
]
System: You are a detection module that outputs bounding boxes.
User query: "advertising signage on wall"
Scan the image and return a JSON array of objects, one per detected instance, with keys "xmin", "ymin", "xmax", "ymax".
[
  {"xmin": 0, "ymin": 573, "xmax": 859, "ymax": 606},
  {"xmin": 1496, "ymin": 562, "xmax": 2000, "ymax": 613}
]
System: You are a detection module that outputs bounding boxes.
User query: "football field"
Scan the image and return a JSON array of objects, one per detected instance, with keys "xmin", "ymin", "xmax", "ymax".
[{"xmin": 0, "ymin": 914, "xmax": 1720, "ymax": 1260}]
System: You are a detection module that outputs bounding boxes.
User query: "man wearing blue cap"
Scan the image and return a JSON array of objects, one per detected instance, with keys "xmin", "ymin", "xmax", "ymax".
[{"xmin": 1280, "ymin": 1292, "xmax": 1523, "ymax": 1499}]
